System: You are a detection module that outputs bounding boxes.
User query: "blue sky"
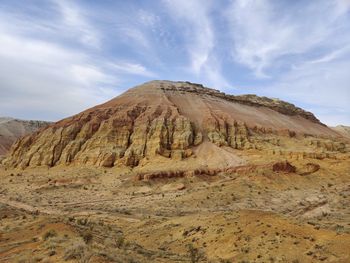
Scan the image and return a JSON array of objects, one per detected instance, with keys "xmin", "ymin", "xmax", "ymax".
[{"xmin": 0, "ymin": 0, "xmax": 349, "ymax": 125}]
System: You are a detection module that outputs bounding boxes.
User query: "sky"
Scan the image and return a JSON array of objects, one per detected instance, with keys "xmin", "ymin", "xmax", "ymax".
[{"xmin": 0, "ymin": 0, "xmax": 349, "ymax": 126}]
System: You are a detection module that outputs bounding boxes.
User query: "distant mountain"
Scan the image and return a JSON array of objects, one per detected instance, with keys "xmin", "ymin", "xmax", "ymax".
[
  {"xmin": 0, "ymin": 117, "xmax": 51, "ymax": 155},
  {"xmin": 332, "ymin": 125, "xmax": 350, "ymax": 139}
]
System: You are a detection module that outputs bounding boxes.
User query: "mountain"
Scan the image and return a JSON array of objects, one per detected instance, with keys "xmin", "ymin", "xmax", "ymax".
[
  {"xmin": 3, "ymin": 81, "xmax": 342, "ymax": 172},
  {"xmin": 332, "ymin": 125, "xmax": 350, "ymax": 139},
  {"xmin": 0, "ymin": 117, "xmax": 51, "ymax": 155}
]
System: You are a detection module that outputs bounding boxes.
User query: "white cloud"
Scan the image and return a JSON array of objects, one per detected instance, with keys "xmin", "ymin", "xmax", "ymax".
[
  {"xmin": 70, "ymin": 64, "xmax": 115, "ymax": 86},
  {"xmin": 0, "ymin": 33, "xmax": 83, "ymax": 66},
  {"xmin": 0, "ymin": 30, "xmax": 116, "ymax": 120},
  {"xmin": 162, "ymin": 0, "xmax": 230, "ymax": 88},
  {"xmin": 225, "ymin": 0, "xmax": 350, "ymax": 125},
  {"xmin": 249, "ymin": 52, "xmax": 350, "ymax": 125},
  {"xmin": 137, "ymin": 9, "xmax": 160, "ymax": 29},
  {"xmin": 109, "ymin": 62, "xmax": 157, "ymax": 78},
  {"xmin": 309, "ymin": 47, "xmax": 350, "ymax": 64},
  {"xmin": 163, "ymin": 0, "xmax": 213, "ymax": 74},
  {"xmin": 53, "ymin": 0, "xmax": 100, "ymax": 48},
  {"xmin": 118, "ymin": 26, "xmax": 151, "ymax": 48},
  {"xmin": 226, "ymin": 0, "xmax": 350, "ymax": 78},
  {"xmin": 0, "ymin": 6, "xmax": 156, "ymax": 121},
  {"xmin": 108, "ymin": 8, "xmax": 165, "ymax": 65},
  {"xmin": 335, "ymin": 0, "xmax": 350, "ymax": 14}
]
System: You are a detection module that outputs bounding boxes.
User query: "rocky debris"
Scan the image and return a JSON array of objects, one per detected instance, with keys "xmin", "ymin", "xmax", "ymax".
[
  {"xmin": 3, "ymin": 80, "xmax": 341, "ymax": 169},
  {"xmin": 272, "ymin": 161, "xmax": 296, "ymax": 173},
  {"xmin": 135, "ymin": 168, "xmax": 221, "ymax": 181},
  {"xmin": 269, "ymin": 150, "xmax": 339, "ymax": 160}
]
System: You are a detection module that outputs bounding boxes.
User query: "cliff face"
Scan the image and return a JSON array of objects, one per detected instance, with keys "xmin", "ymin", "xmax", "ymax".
[
  {"xmin": 0, "ymin": 118, "xmax": 51, "ymax": 155},
  {"xmin": 3, "ymin": 81, "xmax": 341, "ymax": 169}
]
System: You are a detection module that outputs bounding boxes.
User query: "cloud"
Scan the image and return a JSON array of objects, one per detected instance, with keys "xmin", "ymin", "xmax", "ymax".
[
  {"xmin": 162, "ymin": 0, "xmax": 213, "ymax": 74},
  {"xmin": 226, "ymin": 0, "xmax": 350, "ymax": 78},
  {"xmin": 162, "ymin": 0, "xmax": 230, "ymax": 88},
  {"xmin": 119, "ymin": 27, "xmax": 150, "ymax": 48},
  {"xmin": 267, "ymin": 58, "xmax": 350, "ymax": 126},
  {"xmin": 109, "ymin": 62, "xmax": 157, "ymax": 78},
  {"xmin": 0, "ymin": 0, "xmax": 349, "ymax": 125},
  {"xmin": 0, "ymin": 30, "xmax": 116, "ymax": 120},
  {"xmin": 53, "ymin": 0, "xmax": 101, "ymax": 48},
  {"xmin": 308, "ymin": 45, "xmax": 350, "ymax": 64},
  {"xmin": 225, "ymin": 0, "xmax": 350, "ymax": 125},
  {"xmin": 0, "ymin": 3, "xmax": 157, "ymax": 121}
]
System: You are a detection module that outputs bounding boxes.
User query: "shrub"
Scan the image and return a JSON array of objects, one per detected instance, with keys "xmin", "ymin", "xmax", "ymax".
[
  {"xmin": 82, "ymin": 231, "xmax": 93, "ymax": 244},
  {"xmin": 77, "ymin": 218, "xmax": 88, "ymax": 226},
  {"xmin": 43, "ymin": 229, "xmax": 57, "ymax": 240},
  {"xmin": 63, "ymin": 241, "xmax": 91, "ymax": 261},
  {"xmin": 115, "ymin": 235, "xmax": 125, "ymax": 248},
  {"xmin": 186, "ymin": 243, "xmax": 206, "ymax": 263}
]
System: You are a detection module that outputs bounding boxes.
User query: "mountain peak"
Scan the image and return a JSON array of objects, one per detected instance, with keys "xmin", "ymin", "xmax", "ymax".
[{"xmin": 123, "ymin": 80, "xmax": 321, "ymax": 124}]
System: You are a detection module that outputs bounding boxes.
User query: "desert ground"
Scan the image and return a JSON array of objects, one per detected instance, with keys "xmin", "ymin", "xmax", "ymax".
[{"xmin": 1, "ymin": 146, "xmax": 349, "ymax": 262}]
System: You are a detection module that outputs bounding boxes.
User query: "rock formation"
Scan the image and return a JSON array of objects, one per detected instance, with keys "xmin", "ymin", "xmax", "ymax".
[
  {"xmin": 3, "ymin": 81, "xmax": 344, "ymax": 170},
  {"xmin": 272, "ymin": 161, "xmax": 296, "ymax": 173}
]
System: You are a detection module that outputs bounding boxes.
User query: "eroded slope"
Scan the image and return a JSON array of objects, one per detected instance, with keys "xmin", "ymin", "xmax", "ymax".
[{"xmin": 3, "ymin": 81, "xmax": 342, "ymax": 172}]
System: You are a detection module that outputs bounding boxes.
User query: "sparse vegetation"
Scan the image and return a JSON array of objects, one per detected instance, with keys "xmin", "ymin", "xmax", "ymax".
[
  {"xmin": 82, "ymin": 231, "xmax": 93, "ymax": 244},
  {"xmin": 115, "ymin": 235, "xmax": 125, "ymax": 248},
  {"xmin": 43, "ymin": 229, "xmax": 57, "ymax": 240},
  {"xmin": 186, "ymin": 243, "xmax": 206, "ymax": 263},
  {"xmin": 63, "ymin": 241, "xmax": 91, "ymax": 261}
]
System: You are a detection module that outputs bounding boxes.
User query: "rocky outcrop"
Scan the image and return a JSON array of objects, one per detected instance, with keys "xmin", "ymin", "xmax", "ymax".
[
  {"xmin": 5, "ymin": 107, "xmax": 197, "ymax": 168},
  {"xmin": 135, "ymin": 167, "xmax": 222, "ymax": 181},
  {"xmin": 160, "ymin": 82, "xmax": 322, "ymax": 124},
  {"xmin": 272, "ymin": 161, "xmax": 296, "ymax": 173},
  {"xmin": 3, "ymin": 80, "xmax": 342, "ymax": 169}
]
